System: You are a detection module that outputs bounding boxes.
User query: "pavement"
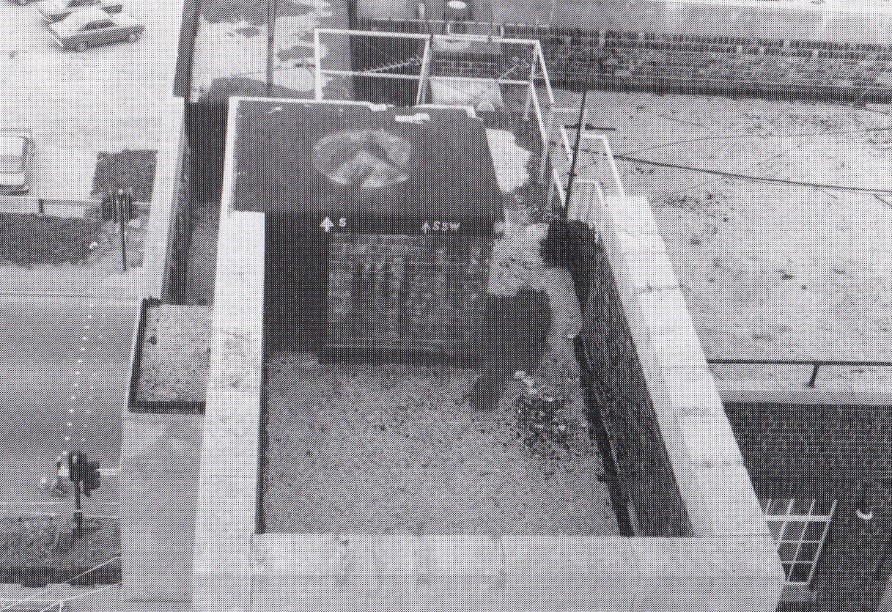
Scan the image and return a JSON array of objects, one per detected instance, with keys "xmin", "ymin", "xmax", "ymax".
[
  {"xmin": 0, "ymin": 0, "xmax": 182, "ymax": 214},
  {"xmin": 0, "ymin": 293, "xmax": 137, "ymax": 517},
  {"xmin": 0, "ymin": 0, "xmax": 183, "ymax": 516}
]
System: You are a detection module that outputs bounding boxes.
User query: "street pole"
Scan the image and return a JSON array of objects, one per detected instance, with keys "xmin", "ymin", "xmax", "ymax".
[
  {"xmin": 266, "ymin": 0, "xmax": 277, "ymax": 96},
  {"xmin": 564, "ymin": 87, "xmax": 589, "ymax": 211},
  {"xmin": 117, "ymin": 189, "xmax": 128, "ymax": 272},
  {"xmin": 73, "ymin": 479, "xmax": 82, "ymax": 539},
  {"xmin": 564, "ymin": 56, "xmax": 600, "ymax": 212}
]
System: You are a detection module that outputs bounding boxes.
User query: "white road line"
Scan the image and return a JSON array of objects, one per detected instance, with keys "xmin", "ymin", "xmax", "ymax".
[
  {"xmin": 0, "ymin": 292, "xmax": 139, "ymax": 307},
  {"xmin": 0, "ymin": 500, "xmax": 118, "ymax": 506}
]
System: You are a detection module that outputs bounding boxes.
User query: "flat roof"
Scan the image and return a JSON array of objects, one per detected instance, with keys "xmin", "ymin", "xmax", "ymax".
[
  {"xmin": 231, "ymin": 99, "xmax": 505, "ymax": 235},
  {"xmin": 262, "ymin": 352, "xmax": 621, "ymax": 536}
]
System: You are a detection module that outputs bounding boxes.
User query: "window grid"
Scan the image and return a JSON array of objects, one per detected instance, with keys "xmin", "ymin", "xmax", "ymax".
[{"xmin": 761, "ymin": 498, "xmax": 836, "ymax": 585}]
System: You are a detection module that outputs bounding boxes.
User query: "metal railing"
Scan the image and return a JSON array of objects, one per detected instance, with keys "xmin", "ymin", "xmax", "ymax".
[
  {"xmin": 312, "ymin": 28, "xmax": 627, "ymax": 217},
  {"xmin": 707, "ymin": 358, "xmax": 892, "ymax": 388}
]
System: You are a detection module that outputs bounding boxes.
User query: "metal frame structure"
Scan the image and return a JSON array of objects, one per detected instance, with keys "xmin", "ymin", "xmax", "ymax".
[
  {"xmin": 761, "ymin": 498, "xmax": 837, "ymax": 586},
  {"xmin": 312, "ymin": 28, "xmax": 626, "ymax": 217}
]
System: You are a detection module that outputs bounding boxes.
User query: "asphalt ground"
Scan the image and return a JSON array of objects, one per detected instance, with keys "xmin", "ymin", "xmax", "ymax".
[{"xmin": 0, "ymin": 294, "xmax": 136, "ymax": 516}]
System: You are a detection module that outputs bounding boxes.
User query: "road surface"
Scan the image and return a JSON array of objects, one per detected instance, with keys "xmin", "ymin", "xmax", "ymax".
[{"xmin": 0, "ymin": 294, "xmax": 136, "ymax": 515}]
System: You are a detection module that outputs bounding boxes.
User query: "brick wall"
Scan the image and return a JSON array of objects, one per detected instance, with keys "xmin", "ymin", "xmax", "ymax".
[
  {"xmin": 725, "ymin": 400, "xmax": 892, "ymax": 612},
  {"xmin": 357, "ymin": 18, "xmax": 892, "ymax": 104},
  {"xmin": 554, "ymin": 220, "xmax": 691, "ymax": 538}
]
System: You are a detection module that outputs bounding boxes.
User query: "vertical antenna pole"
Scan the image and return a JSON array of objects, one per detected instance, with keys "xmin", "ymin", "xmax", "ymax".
[
  {"xmin": 565, "ymin": 51, "xmax": 600, "ymax": 211},
  {"xmin": 564, "ymin": 88, "xmax": 588, "ymax": 211}
]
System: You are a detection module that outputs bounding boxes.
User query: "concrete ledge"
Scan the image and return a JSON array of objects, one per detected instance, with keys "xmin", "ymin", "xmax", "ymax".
[
  {"xmin": 675, "ymin": 408, "xmax": 747, "ymax": 467},
  {"xmin": 192, "ymin": 210, "xmax": 265, "ymax": 611},
  {"xmin": 252, "ymin": 534, "xmax": 784, "ymax": 611},
  {"xmin": 120, "ymin": 412, "xmax": 203, "ymax": 602},
  {"xmin": 605, "ymin": 195, "xmax": 660, "ymax": 238},
  {"xmin": 614, "ymin": 235, "xmax": 681, "ymax": 295},
  {"xmin": 143, "ymin": 98, "xmax": 186, "ymax": 299},
  {"xmin": 589, "ymin": 191, "xmax": 784, "ymax": 608}
]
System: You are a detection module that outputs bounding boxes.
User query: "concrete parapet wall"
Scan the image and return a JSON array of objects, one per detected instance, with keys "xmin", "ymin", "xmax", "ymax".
[
  {"xmin": 592, "ymin": 195, "xmax": 768, "ymax": 538},
  {"xmin": 191, "ymin": 208, "xmax": 266, "ymax": 611},
  {"xmin": 204, "ymin": 197, "xmax": 783, "ymax": 612},
  {"xmin": 576, "ymin": 222, "xmax": 692, "ymax": 538},
  {"xmin": 179, "ymin": 95, "xmax": 783, "ymax": 610},
  {"xmin": 252, "ymin": 533, "xmax": 782, "ymax": 611},
  {"xmin": 577, "ymin": 193, "xmax": 784, "ymax": 607},
  {"xmin": 144, "ymin": 98, "xmax": 186, "ymax": 301}
]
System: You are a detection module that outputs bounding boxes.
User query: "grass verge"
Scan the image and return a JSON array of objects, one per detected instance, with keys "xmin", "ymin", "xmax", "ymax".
[
  {"xmin": 0, "ymin": 213, "xmax": 101, "ymax": 267},
  {"xmin": 92, "ymin": 149, "xmax": 157, "ymax": 203},
  {"xmin": 0, "ymin": 516, "xmax": 120, "ymax": 587}
]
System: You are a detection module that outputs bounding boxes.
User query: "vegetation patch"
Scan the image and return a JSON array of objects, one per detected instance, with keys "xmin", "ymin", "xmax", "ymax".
[
  {"xmin": 0, "ymin": 516, "xmax": 120, "ymax": 587},
  {"xmin": 0, "ymin": 213, "xmax": 101, "ymax": 266},
  {"xmin": 92, "ymin": 149, "xmax": 157, "ymax": 203}
]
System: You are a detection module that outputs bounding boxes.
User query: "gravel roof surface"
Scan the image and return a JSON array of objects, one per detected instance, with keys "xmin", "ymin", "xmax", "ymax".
[
  {"xmin": 262, "ymin": 130, "xmax": 617, "ymax": 533},
  {"xmin": 135, "ymin": 304, "xmax": 212, "ymax": 404},
  {"xmin": 262, "ymin": 335, "xmax": 617, "ymax": 536}
]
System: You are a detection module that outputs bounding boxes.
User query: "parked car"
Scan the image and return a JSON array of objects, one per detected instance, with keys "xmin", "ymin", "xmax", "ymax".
[
  {"xmin": 0, "ymin": 130, "xmax": 35, "ymax": 195},
  {"xmin": 38, "ymin": 0, "xmax": 122, "ymax": 23},
  {"xmin": 48, "ymin": 7, "xmax": 143, "ymax": 51}
]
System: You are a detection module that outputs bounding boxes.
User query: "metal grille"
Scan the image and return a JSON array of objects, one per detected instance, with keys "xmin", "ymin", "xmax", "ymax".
[
  {"xmin": 761, "ymin": 497, "xmax": 836, "ymax": 585},
  {"xmin": 326, "ymin": 233, "xmax": 487, "ymax": 357}
]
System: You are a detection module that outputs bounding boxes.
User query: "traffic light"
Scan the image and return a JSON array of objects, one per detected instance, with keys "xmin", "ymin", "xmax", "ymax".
[
  {"xmin": 83, "ymin": 461, "xmax": 101, "ymax": 497},
  {"xmin": 67, "ymin": 451, "xmax": 86, "ymax": 484},
  {"xmin": 67, "ymin": 452, "xmax": 100, "ymax": 495}
]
